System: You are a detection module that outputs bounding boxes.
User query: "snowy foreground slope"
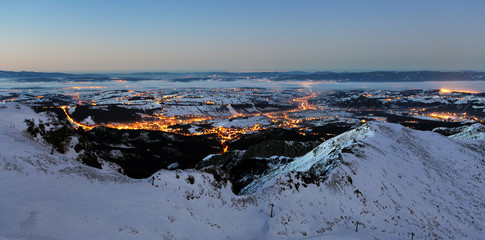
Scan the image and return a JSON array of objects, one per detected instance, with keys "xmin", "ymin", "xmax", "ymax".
[{"xmin": 1, "ymin": 104, "xmax": 484, "ymax": 240}]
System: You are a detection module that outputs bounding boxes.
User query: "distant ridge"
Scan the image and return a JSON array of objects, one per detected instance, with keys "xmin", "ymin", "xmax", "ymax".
[
  {"xmin": 0, "ymin": 70, "xmax": 74, "ymax": 78},
  {"xmin": 1, "ymin": 70, "xmax": 484, "ymax": 82}
]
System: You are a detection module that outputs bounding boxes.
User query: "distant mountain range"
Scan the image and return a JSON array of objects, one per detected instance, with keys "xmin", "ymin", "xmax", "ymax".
[{"xmin": 1, "ymin": 70, "xmax": 484, "ymax": 82}]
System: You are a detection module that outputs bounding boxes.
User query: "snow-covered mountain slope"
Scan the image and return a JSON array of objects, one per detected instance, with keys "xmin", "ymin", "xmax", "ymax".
[
  {"xmin": 243, "ymin": 121, "xmax": 485, "ymax": 239},
  {"xmin": 1, "ymin": 104, "xmax": 484, "ymax": 239},
  {"xmin": 0, "ymin": 104, "xmax": 267, "ymax": 240}
]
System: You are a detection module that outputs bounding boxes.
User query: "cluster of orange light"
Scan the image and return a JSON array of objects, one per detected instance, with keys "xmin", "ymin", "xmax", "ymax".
[
  {"xmin": 439, "ymin": 88, "xmax": 453, "ymax": 93},
  {"xmin": 61, "ymin": 91, "xmax": 323, "ymax": 152},
  {"xmin": 439, "ymin": 88, "xmax": 478, "ymax": 94},
  {"xmin": 424, "ymin": 112, "xmax": 478, "ymax": 122},
  {"xmin": 427, "ymin": 113, "xmax": 455, "ymax": 121},
  {"xmin": 292, "ymin": 91, "xmax": 318, "ymax": 110},
  {"xmin": 0, "ymin": 98, "xmax": 15, "ymax": 103},
  {"xmin": 410, "ymin": 108, "xmax": 427, "ymax": 112},
  {"xmin": 203, "ymin": 124, "xmax": 262, "ymax": 145},
  {"xmin": 102, "ymin": 120, "xmax": 263, "ymax": 153}
]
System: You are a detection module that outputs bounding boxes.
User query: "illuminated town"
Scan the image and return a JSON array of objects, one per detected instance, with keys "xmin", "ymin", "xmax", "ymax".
[
  {"xmin": 2, "ymin": 84, "xmax": 483, "ymax": 155},
  {"xmin": 32, "ymin": 87, "xmax": 476, "ymax": 152}
]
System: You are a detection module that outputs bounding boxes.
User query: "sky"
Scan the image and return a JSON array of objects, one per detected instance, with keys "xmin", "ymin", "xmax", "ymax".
[{"xmin": 1, "ymin": 0, "xmax": 484, "ymax": 73}]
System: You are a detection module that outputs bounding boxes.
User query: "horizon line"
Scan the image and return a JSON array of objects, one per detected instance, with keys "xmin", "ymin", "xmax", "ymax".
[{"xmin": 1, "ymin": 69, "xmax": 485, "ymax": 75}]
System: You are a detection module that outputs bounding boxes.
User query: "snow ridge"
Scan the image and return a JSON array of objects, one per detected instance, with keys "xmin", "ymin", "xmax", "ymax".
[
  {"xmin": 449, "ymin": 123, "xmax": 485, "ymax": 140},
  {"xmin": 241, "ymin": 123, "xmax": 374, "ymax": 194},
  {"xmin": 246, "ymin": 122, "xmax": 485, "ymax": 239}
]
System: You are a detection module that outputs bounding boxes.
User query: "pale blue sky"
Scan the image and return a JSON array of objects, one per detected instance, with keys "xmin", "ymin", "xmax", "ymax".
[{"xmin": 1, "ymin": 0, "xmax": 484, "ymax": 72}]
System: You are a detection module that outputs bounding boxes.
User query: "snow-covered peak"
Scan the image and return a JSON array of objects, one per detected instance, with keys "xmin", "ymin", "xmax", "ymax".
[
  {"xmin": 241, "ymin": 123, "xmax": 375, "ymax": 194},
  {"xmin": 239, "ymin": 122, "xmax": 485, "ymax": 239},
  {"xmin": 244, "ymin": 121, "xmax": 485, "ymax": 194}
]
